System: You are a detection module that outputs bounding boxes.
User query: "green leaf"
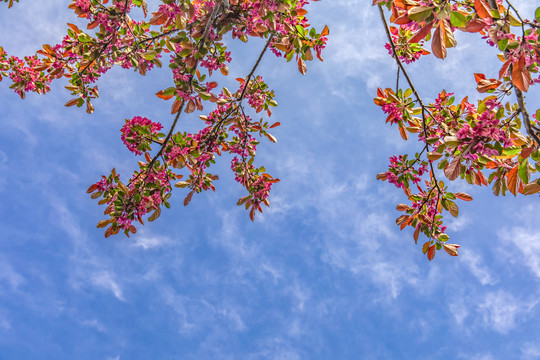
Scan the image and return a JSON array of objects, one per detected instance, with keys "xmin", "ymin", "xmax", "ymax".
[
  {"xmin": 142, "ymin": 50, "xmax": 157, "ymax": 60},
  {"xmin": 518, "ymin": 160, "xmax": 529, "ymax": 184},
  {"xmin": 77, "ymin": 33, "xmax": 92, "ymax": 43},
  {"xmin": 450, "ymin": 11, "xmax": 467, "ymax": 27},
  {"xmin": 408, "ymin": 6, "xmax": 433, "ymax": 23},
  {"xmin": 535, "ymin": 7, "xmax": 540, "ymax": 22},
  {"xmin": 498, "ymin": 38, "xmax": 508, "ymax": 51}
]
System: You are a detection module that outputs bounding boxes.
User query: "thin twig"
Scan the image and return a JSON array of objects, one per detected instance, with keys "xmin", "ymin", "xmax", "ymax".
[{"xmin": 378, "ymin": 5, "xmax": 442, "ymax": 197}]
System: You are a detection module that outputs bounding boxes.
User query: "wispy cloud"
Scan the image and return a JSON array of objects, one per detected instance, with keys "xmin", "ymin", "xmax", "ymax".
[
  {"xmin": 0, "ymin": 258, "xmax": 24, "ymax": 291},
  {"xmin": 461, "ymin": 250, "xmax": 497, "ymax": 286},
  {"xmin": 501, "ymin": 226, "xmax": 540, "ymax": 279},
  {"xmin": 478, "ymin": 290, "xmax": 535, "ymax": 334}
]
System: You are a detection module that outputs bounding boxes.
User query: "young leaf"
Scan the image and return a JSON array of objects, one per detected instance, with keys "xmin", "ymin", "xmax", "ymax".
[{"xmin": 444, "ymin": 157, "xmax": 461, "ymax": 181}]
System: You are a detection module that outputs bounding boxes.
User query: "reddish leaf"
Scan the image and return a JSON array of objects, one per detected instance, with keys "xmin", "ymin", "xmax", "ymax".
[
  {"xmin": 431, "ymin": 22, "xmax": 446, "ymax": 59},
  {"xmin": 104, "ymin": 226, "xmax": 114, "ymax": 238},
  {"xmin": 520, "ymin": 147, "xmax": 534, "ymax": 159},
  {"xmin": 477, "ymin": 170, "xmax": 488, "ymax": 186},
  {"xmin": 171, "ymin": 99, "xmax": 183, "ymax": 114},
  {"xmin": 184, "ymin": 190, "xmax": 194, "ymax": 206},
  {"xmin": 427, "ymin": 245, "xmax": 436, "ymax": 261},
  {"xmin": 185, "ymin": 99, "xmax": 196, "ymax": 113},
  {"xmin": 444, "ymin": 157, "xmax": 461, "ymax": 181},
  {"xmin": 454, "ymin": 192, "xmax": 473, "ymax": 201},
  {"xmin": 413, "ymin": 227, "xmax": 420, "ymax": 244},
  {"xmin": 409, "ymin": 21, "xmax": 433, "ymax": 43},
  {"xmin": 297, "ymin": 58, "xmax": 307, "ymax": 75},
  {"xmin": 87, "ymin": 184, "xmax": 98, "ymax": 193},
  {"xmin": 463, "ymin": 19, "xmax": 487, "ymax": 32},
  {"xmin": 499, "ymin": 60, "xmax": 512, "ymax": 79}
]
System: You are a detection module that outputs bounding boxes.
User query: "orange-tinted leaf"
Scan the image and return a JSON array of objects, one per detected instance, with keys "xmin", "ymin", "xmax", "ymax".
[
  {"xmin": 320, "ymin": 25, "xmax": 329, "ymax": 37},
  {"xmin": 475, "ymin": 77, "xmax": 502, "ymax": 93},
  {"xmin": 474, "ymin": 0, "xmax": 492, "ymax": 19},
  {"xmin": 431, "ymin": 22, "xmax": 446, "ymax": 59},
  {"xmin": 512, "ymin": 55, "xmax": 531, "ymax": 92},
  {"xmin": 443, "ymin": 243, "xmax": 459, "ymax": 256},
  {"xmin": 396, "ymin": 204, "xmax": 410, "ymax": 211},
  {"xmin": 477, "ymin": 170, "xmax": 488, "ymax": 186},
  {"xmin": 454, "ymin": 192, "xmax": 473, "ymax": 201},
  {"xmin": 67, "ymin": 23, "xmax": 81, "ymax": 34},
  {"xmin": 156, "ymin": 90, "xmax": 174, "ymax": 100},
  {"xmin": 65, "ymin": 98, "xmax": 80, "ymax": 107},
  {"xmin": 499, "ymin": 60, "xmax": 511, "ymax": 79},
  {"xmin": 96, "ymin": 220, "xmax": 109, "ymax": 229},
  {"xmin": 396, "ymin": 214, "xmax": 410, "ymax": 226},
  {"xmin": 399, "ymin": 125, "xmax": 409, "ymax": 140},
  {"xmin": 427, "ymin": 245, "xmax": 436, "ymax": 261},
  {"xmin": 87, "ymin": 184, "xmax": 98, "ymax": 193},
  {"xmin": 413, "ymin": 226, "xmax": 420, "ymax": 244},
  {"xmin": 523, "ymin": 182, "xmax": 540, "ymax": 195},
  {"xmin": 506, "ymin": 166, "xmax": 520, "ymax": 196}
]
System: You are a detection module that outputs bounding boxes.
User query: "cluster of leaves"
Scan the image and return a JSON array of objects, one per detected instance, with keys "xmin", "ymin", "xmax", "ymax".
[
  {"xmin": 1, "ymin": 0, "xmax": 328, "ymax": 236},
  {"xmin": 375, "ymin": 0, "xmax": 540, "ymax": 260}
]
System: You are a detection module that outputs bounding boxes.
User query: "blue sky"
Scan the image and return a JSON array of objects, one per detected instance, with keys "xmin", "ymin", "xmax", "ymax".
[{"xmin": 1, "ymin": 1, "xmax": 540, "ymax": 359}]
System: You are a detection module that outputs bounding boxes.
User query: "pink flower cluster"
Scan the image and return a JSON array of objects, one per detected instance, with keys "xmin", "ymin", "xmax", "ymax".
[
  {"xmin": 385, "ymin": 156, "xmax": 428, "ymax": 189},
  {"xmin": 8, "ymin": 55, "xmax": 51, "ymax": 97},
  {"xmin": 121, "ymin": 116, "xmax": 163, "ymax": 155}
]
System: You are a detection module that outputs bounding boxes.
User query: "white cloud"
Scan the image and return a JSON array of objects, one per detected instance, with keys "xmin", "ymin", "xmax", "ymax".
[
  {"xmin": 91, "ymin": 271, "xmax": 125, "ymax": 301},
  {"xmin": 80, "ymin": 318, "xmax": 107, "ymax": 333},
  {"xmin": 501, "ymin": 227, "xmax": 540, "ymax": 279},
  {"xmin": 131, "ymin": 231, "xmax": 171, "ymax": 250},
  {"xmin": 0, "ymin": 259, "xmax": 24, "ymax": 291},
  {"xmin": 449, "ymin": 298, "xmax": 470, "ymax": 326},
  {"xmin": 478, "ymin": 290, "xmax": 534, "ymax": 334},
  {"xmin": 521, "ymin": 342, "xmax": 540, "ymax": 360},
  {"xmin": 461, "ymin": 250, "xmax": 497, "ymax": 286}
]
